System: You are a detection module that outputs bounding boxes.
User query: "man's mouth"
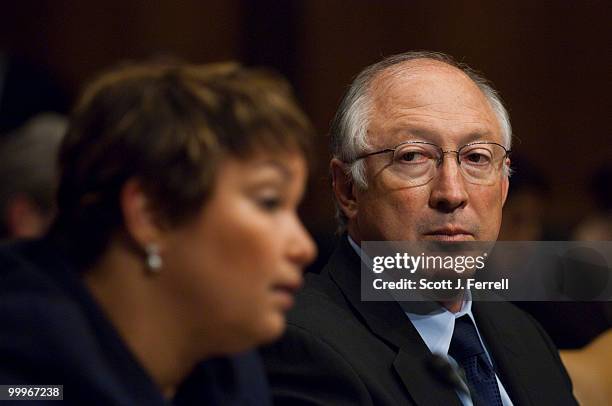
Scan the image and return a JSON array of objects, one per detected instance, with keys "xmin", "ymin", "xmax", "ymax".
[{"xmin": 423, "ymin": 227, "xmax": 474, "ymax": 241}]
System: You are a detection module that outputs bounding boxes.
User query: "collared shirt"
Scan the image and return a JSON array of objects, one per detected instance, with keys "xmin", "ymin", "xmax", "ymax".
[{"xmin": 348, "ymin": 236, "xmax": 513, "ymax": 406}]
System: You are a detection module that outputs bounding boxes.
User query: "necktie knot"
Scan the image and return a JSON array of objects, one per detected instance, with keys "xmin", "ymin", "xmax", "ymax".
[{"xmin": 449, "ymin": 315, "xmax": 487, "ymax": 361}]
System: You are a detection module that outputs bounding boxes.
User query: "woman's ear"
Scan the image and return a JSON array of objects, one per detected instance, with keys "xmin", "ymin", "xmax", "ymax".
[
  {"xmin": 330, "ymin": 158, "xmax": 359, "ymax": 220},
  {"xmin": 120, "ymin": 178, "xmax": 164, "ymax": 250}
]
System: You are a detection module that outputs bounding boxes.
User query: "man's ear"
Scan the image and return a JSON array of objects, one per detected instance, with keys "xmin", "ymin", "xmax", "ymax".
[
  {"xmin": 501, "ymin": 157, "xmax": 510, "ymax": 207},
  {"xmin": 330, "ymin": 158, "xmax": 359, "ymax": 220},
  {"xmin": 120, "ymin": 178, "xmax": 164, "ymax": 250}
]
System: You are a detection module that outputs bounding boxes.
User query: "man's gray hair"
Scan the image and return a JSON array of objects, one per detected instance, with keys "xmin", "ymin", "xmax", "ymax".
[
  {"xmin": 0, "ymin": 113, "xmax": 67, "ymax": 237},
  {"xmin": 330, "ymin": 51, "xmax": 512, "ymax": 230}
]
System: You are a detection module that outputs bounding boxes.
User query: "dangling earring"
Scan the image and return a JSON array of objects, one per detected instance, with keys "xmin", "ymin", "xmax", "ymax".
[{"xmin": 145, "ymin": 243, "xmax": 162, "ymax": 273}]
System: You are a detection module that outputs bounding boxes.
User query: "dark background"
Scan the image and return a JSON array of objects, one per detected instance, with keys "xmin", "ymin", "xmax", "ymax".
[{"xmin": 1, "ymin": 0, "xmax": 610, "ymax": 259}]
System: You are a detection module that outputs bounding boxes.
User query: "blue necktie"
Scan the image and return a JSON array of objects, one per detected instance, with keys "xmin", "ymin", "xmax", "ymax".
[{"xmin": 449, "ymin": 315, "xmax": 503, "ymax": 406}]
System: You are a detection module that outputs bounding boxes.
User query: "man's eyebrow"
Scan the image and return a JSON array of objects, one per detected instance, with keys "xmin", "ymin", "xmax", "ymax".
[
  {"xmin": 461, "ymin": 130, "xmax": 496, "ymax": 144},
  {"xmin": 388, "ymin": 126, "xmax": 496, "ymax": 144}
]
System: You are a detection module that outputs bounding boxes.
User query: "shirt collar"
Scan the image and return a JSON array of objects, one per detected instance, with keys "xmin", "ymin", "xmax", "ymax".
[
  {"xmin": 347, "ymin": 235, "xmax": 371, "ymax": 266},
  {"xmin": 405, "ymin": 293, "xmax": 475, "ymax": 355}
]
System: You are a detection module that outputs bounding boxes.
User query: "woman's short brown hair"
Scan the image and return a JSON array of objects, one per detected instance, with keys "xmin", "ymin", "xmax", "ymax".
[{"xmin": 52, "ymin": 62, "xmax": 314, "ymax": 267}]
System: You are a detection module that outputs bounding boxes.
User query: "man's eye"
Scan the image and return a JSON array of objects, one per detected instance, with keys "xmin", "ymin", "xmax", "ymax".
[
  {"xmin": 397, "ymin": 151, "xmax": 428, "ymax": 163},
  {"xmin": 464, "ymin": 152, "xmax": 491, "ymax": 164}
]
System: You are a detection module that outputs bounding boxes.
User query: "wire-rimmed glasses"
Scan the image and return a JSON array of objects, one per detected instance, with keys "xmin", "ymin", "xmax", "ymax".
[{"xmin": 351, "ymin": 141, "xmax": 510, "ymax": 186}]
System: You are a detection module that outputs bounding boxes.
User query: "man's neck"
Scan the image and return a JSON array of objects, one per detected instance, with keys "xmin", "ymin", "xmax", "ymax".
[{"xmin": 440, "ymin": 299, "xmax": 463, "ymax": 313}]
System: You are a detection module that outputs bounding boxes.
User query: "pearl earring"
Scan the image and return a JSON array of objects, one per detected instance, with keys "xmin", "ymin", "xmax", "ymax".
[{"xmin": 145, "ymin": 243, "xmax": 162, "ymax": 273}]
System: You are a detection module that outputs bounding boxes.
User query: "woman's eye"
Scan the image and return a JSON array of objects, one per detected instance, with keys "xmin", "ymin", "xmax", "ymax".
[{"xmin": 257, "ymin": 196, "xmax": 282, "ymax": 211}]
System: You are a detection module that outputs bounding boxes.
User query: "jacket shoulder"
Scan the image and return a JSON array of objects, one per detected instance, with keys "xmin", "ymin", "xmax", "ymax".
[
  {"xmin": 0, "ymin": 239, "xmax": 67, "ymax": 296},
  {"xmin": 286, "ymin": 271, "xmax": 361, "ymax": 338},
  {"xmin": 0, "ymin": 240, "xmax": 97, "ymax": 382}
]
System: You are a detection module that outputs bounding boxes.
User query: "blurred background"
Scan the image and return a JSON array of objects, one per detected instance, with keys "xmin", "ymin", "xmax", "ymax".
[{"xmin": 0, "ymin": 0, "xmax": 610, "ymax": 263}]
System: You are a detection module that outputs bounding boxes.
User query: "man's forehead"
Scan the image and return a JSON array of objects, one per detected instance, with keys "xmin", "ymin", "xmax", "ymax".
[
  {"xmin": 372, "ymin": 58, "xmax": 467, "ymax": 82},
  {"xmin": 369, "ymin": 59, "xmax": 482, "ymax": 104},
  {"xmin": 367, "ymin": 59, "xmax": 501, "ymax": 146}
]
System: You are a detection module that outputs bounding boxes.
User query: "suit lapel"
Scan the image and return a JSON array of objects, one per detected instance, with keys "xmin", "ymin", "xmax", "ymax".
[{"xmin": 325, "ymin": 237, "xmax": 462, "ymax": 406}]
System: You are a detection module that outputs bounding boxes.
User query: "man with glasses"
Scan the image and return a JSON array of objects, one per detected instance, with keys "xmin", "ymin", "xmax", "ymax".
[{"xmin": 262, "ymin": 52, "xmax": 577, "ymax": 405}]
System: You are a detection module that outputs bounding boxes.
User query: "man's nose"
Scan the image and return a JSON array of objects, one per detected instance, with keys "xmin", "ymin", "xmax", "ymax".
[{"xmin": 428, "ymin": 154, "xmax": 468, "ymax": 213}]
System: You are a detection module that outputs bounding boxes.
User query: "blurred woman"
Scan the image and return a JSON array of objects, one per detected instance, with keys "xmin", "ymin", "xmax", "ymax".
[{"xmin": 0, "ymin": 62, "xmax": 316, "ymax": 405}]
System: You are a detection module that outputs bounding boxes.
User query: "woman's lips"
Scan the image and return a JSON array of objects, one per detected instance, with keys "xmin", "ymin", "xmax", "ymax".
[{"xmin": 271, "ymin": 278, "xmax": 303, "ymax": 310}]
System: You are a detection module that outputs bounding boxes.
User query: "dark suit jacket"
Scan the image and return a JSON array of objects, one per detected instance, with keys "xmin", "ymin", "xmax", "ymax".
[
  {"xmin": 0, "ymin": 238, "xmax": 270, "ymax": 405},
  {"xmin": 261, "ymin": 237, "xmax": 578, "ymax": 405}
]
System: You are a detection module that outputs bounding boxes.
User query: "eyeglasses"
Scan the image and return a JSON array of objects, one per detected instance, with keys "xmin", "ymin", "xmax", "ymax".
[{"xmin": 351, "ymin": 141, "xmax": 510, "ymax": 186}]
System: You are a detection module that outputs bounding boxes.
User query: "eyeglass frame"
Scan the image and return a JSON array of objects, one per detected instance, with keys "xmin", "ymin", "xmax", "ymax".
[{"xmin": 350, "ymin": 140, "xmax": 511, "ymax": 168}]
